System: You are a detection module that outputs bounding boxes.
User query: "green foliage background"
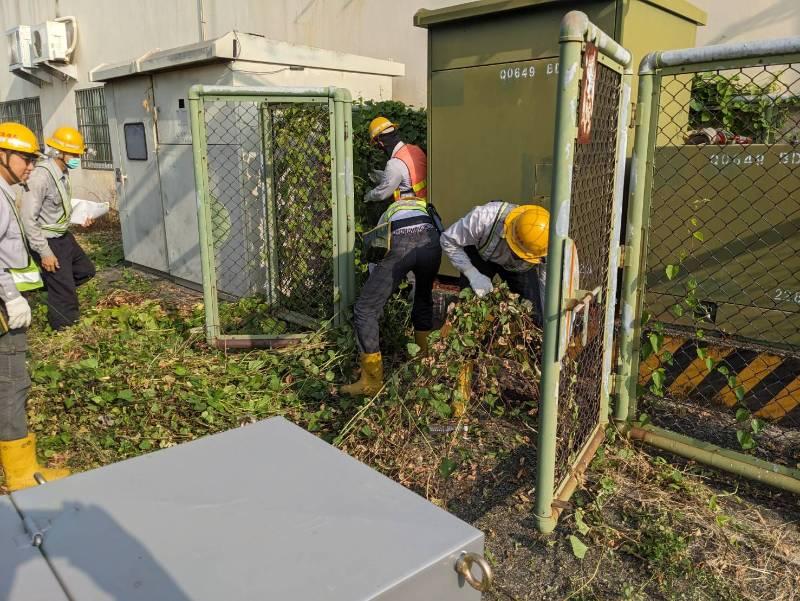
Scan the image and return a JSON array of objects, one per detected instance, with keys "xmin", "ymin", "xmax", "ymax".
[{"xmin": 689, "ymin": 73, "xmax": 800, "ymax": 143}]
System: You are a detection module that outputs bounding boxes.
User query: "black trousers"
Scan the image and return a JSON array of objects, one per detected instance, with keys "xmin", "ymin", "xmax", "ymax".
[
  {"xmin": 354, "ymin": 226, "xmax": 442, "ymax": 354},
  {"xmin": 32, "ymin": 231, "xmax": 96, "ymax": 330},
  {"xmin": 459, "ymin": 246, "xmax": 545, "ymax": 327}
]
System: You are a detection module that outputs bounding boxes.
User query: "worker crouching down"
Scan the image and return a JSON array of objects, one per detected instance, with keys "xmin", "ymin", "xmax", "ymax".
[
  {"xmin": 0, "ymin": 122, "xmax": 70, "ymax": 490},
  {"xmin": 21, "ymin": 126, "xmax": 96, "ymax": 330},
  {"xmin": 341, "ymin": 117, "xmax": 441, "ymax": 396},
  {"xmin": 441, "ymin": 202, "xmax": 549, "ymax": 324}
]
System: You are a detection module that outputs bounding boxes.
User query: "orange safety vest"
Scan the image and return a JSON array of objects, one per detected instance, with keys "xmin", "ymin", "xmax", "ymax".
[{"xmin": 392, "ymin": 144, "xmax": 427, "ymax": 200}]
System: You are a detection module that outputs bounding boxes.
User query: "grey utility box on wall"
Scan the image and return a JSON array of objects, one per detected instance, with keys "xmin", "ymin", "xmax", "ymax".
[{"xmin": 2, "ymin": 418, "xmax": 485, "ymax": 600}]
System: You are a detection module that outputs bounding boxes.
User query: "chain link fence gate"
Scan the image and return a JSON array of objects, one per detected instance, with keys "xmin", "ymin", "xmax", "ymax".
[
  {"xmin": 534, "ymin": 12, "xmax": 632, "ymax": 534},
  {"xmin": 189, "ymin": 86, "xmax": 355, "ymax": 349},
  {"xmin": 618, "ymin": 39, "xmax": 800, "ymax": 493}
]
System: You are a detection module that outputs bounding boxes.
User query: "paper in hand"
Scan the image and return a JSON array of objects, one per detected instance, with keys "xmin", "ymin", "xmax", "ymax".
[{"xmin": 70, "ymin": 198, "xmax": 110, "ymax": 225}]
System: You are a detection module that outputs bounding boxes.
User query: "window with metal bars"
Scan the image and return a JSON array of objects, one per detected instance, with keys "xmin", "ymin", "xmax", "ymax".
[
  {"xmin": 75, "ymin": 87, "xmax": 113, "ymax": 170},
  {"xmin": 0, "ymin": 97, "xmax": 44, "ymax": 145}
]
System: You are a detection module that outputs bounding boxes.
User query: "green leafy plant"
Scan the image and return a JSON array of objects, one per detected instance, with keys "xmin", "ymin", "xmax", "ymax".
[{"xmin": 689, "ymin": 72, "xmax": 800, "ymax": 143}]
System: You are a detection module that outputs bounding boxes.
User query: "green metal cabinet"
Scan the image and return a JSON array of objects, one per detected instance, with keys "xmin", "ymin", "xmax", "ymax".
[{"xmin": 415, "ymin": 0, "xmax": 706, "ymax": 276}]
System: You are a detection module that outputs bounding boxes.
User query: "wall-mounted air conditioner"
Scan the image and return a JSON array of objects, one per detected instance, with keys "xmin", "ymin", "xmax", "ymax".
[
  {"xmin": 32, "ymin": 20, "xmax": 70, "ymax": 63},
  {"xmin": 6, "ymin": 26, "xmax": 33, "ymax": 69}
]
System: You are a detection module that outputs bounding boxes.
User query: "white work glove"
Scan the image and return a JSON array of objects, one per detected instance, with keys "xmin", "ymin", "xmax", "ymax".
[
  {"xmin": 5, "ymin": 296, "xmax": 32, "ymax": 329},
  {"xmin": 368, "ymin": 169, "xmax": 384, "ymax": 184},
  {"xmin": 463, "ymin": 267, "xmax": 493, "ymax": 298}
]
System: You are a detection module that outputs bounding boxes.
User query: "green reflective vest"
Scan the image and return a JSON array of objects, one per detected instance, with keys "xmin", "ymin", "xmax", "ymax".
[
  {"xmin": 38, "ymin": 160, "xmax": 72, "ymax": 235},
  {"xmin": 377, "ymin": 199, "xmax": 429, "ymax": 226},
  {"xmin": 1, "ymin": 186, "xmax": 43, "ymax": 292}
]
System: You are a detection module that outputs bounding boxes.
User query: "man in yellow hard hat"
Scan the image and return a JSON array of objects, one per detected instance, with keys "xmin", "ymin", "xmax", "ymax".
[
  {"xmin": 0, "ymin": 122, "xmax": 70, "ymax": 490},
  {"xmin": 339, "ymin": 117, "xmax": 440, "ymax": 396},
  {"xmin": 364, "ymin": 116, "xmax": 428, "ymax": 205},
  {"xmin": 21, "ymin": 126, "xmax": 96, "ymax": 330},
  {"xmin": 441, "ymin": 202, "xmax": 551, "ymax": 325}
]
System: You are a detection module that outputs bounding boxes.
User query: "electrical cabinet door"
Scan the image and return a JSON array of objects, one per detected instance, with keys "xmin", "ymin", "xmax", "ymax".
[{"xmin": 109, "ymin": 76, "xmax": 168, "ymax": 273}]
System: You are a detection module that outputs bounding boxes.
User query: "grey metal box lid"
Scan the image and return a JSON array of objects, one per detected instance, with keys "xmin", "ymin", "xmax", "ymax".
[
  {"xmin": 0, "ymin": 495, "xmax": 69, "ymax": 601},
  {"xmin": 9, "ymin": 417, "xmax": 483, "ymax": 600}
]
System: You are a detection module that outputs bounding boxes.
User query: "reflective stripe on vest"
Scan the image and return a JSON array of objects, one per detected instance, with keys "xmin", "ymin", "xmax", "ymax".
[
  {"xmin": 11, "ymin": 256, "xmax": 44, "ymax": 291},
  {"xmin": 1, "ymin": 186, "xmax": 43, "ymax": 291},
  {"xmin": 392, "ymin": 144, "xmax": 427, "ymax": 200},
  {"xmin": 38, "ymin": 160, "xmax": 72, "ymax": 235},
  {"xmin": 477, "ymin": 203, "xmax": 532, "ymax": 273},
  {"xmin": 378, "ymin": 199, "xmax": 429, "ymax": 226}
]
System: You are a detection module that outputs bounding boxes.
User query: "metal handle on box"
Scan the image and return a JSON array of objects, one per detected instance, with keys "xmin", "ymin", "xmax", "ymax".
[{"xmin": 455, "ymin": 552, "xmax": 493, "ymax": 592}]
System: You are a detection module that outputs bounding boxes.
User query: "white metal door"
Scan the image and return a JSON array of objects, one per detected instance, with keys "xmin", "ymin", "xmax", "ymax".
[{"xmin": 110, "ymin": 76, "xmax": 168, "ymax": 273}]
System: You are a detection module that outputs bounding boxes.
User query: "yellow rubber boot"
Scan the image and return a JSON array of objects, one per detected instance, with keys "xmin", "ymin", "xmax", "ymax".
[
  {"xmin": 340, "ymin": 352, "xmax": 383, "ymax": 396},
  {"xmin": 414, "ymin": 330, "xmax": 431, "ymax": 356},
  {"xmin": 0, "ymin": 434, "xmax": 70, "ymax": 491}
]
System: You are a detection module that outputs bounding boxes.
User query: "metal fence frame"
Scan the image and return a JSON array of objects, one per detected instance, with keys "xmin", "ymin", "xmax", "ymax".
[
  {"xmin": 189, "ymin": 85, "xmax": 355, "ymax": 349},
  {"xmin": 617, "ymin": 39, "xmax": 800, "ymax": 494},
  {"xmin": 534, "ymin": 12, "xmax": 633, "ymax": 534}
]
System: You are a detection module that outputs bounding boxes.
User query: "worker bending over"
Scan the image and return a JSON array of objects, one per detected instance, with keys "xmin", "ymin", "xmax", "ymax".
[
  {"xmin": 340, "ymin": 117, "xmax": 441, "ymax": 396},
  {"xmin": 0, "ymin": 122, "xmax": 70, "ymax": 490},
  {"xmin": 21, "ymin": 126, "xmax": 95, "ymax": 330},
  {"xmin": 441, "ymin": 201, "xmax": 550, "ymax": 325}
]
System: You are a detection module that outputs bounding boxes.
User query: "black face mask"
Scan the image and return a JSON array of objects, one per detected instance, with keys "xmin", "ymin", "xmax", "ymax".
[{"xmin": 377, "ymin": 132, "xmax": 401, "ymax": 157}]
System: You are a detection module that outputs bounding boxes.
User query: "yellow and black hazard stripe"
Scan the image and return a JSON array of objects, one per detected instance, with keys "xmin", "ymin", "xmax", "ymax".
[{"xmin": 639, "ymin": 336, "xmax": 800, "ymax": 424}]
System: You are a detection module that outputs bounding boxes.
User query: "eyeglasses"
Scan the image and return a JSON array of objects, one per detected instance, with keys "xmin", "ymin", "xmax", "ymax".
[{"xmin": 13, "ymin": 152, "xmax": 38, "ymax": 165}]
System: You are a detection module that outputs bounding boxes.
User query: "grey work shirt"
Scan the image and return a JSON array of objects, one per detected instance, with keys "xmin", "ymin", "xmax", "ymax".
[
  {"xmin": 0, "ymin": 177, "xmax": 27, "ymax": 302},
  {"xmin": 364, "ymin": 142, "xmax": 423, "ymax": 222},
  {"xmin": 21, "ymin": 158, "xmax": 71, "ymax": 258}
]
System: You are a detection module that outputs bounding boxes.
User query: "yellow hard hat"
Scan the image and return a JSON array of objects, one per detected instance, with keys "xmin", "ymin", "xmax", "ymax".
[
  {"xmin": 368, "ymin": 116, "xmax": 397, "ymax": 141},
  {"xmin": 46, "ymin": 126, "xmax": 85, "ymax": 155},
  {"xmin": 504, "ymin": 204, "xmax": 550, "ymax": 263},
  {"xmin": 0, "ymin": 122, "xmax": 41, "ymax": 155}
]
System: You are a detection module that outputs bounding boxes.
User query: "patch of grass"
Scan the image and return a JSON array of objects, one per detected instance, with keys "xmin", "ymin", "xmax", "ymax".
[
  {"xmin": 74, "ymin": 211, "xmax": 124, "ymax": 269},
  {"xmin": 568, "ymin": 437, "xmax": 799, "ymax": 601}
]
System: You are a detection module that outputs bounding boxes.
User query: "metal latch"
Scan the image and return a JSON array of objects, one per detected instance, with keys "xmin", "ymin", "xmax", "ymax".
[{"xmin": 566, "ymin": 286, "xmax": 603, "ymax": 346}]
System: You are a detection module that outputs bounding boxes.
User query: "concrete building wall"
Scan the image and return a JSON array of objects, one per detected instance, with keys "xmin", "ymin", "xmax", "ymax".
[{"xmin": 692, "ymin": 0, "xmax": 800, "ymax": 46}]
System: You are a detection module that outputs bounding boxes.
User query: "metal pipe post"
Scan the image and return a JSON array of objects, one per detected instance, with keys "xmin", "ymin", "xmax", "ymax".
[
  {"xmin": 188, "ymin": 87, "xmax": 220, "ymax": 345},
  {"xmin": 615, "ymin": 69, "xmax": 656, "ymax": 423},
  {"xmin": 630, "ymin": 425, "xmax": 800, "ymax": 494},
  {"xmin": 534, "ymin": 34, "xmax": 583, "ymax": 535}
]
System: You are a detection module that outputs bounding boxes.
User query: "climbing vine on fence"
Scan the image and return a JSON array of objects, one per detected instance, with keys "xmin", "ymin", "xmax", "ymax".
[{"xmin": 639, "ymin": 215, "xmax": 767, "ymax": 451}]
